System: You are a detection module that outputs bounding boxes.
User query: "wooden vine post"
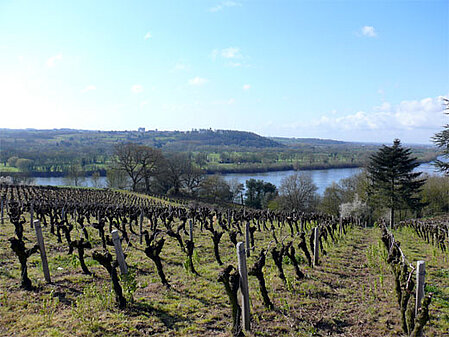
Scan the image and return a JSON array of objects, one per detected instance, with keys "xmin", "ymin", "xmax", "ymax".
[
  {"xmin": 34, "ymin": 220, "xmax": 51, "ymax": 283},
  {"xmin": 313, "ymin": 227, "xmax": 319, "ymax": 267},
  {"xmin": 1, "ymin": 198, "xmax": 4, "ymax": 225},
  {"xmin": 112, "ymin": 229, "xmax": 128, "ymax": 275},
  {"xmin": 415, "ymin": 260, "xmax": 426, "ymax": 316},
  {"xmin": 139, "ymin": 210, "xmax": 143, "ymax": 244},
  {"xmin": 237, "ymin": 242, "xmax": 251, "ymax": 332},
  {"xmin": 245, "ymin": 221, "xmax": 251, "ymax": 257},
  {"xmin": 30, "ymin": 201, "xmax": 34, "ymax": 229}
]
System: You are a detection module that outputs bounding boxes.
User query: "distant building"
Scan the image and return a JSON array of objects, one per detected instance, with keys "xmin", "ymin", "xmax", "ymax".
[{"xmin": 138, "ymin": 127, "xmax": 145, "ymax": 133}]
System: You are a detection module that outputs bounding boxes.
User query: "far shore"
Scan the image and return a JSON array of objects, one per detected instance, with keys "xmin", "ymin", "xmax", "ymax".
[{"xmin": 0, "ymin": 157, "xmax": 438, "ymax": 179}]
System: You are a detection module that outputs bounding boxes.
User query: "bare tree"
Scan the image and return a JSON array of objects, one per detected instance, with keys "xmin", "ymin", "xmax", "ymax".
[
  {"xmin": 113, "ymin": 143, "xmax": 144, "ymax": 191},
  {"xmin": 278, "ymin": 172, "xmax": 318, "ymax": 212},
  {"xmin": 65, "ymin": 162, "xmax": 85, "ymax": 187},
  {"xmin": 183, "ymin": 165, "xmax": 205, "ymax": 196},
  {"xmin": 139, "ymin": 146, "xmax": 164, "ymax": 193},
  {"xmin": 106, "ymin": 165, "xmax": 129, "ymax": 189},
  {"xmin": 160, "ymin": 152, "xmax": 191, "ymax": 195},
  {"xmin": 91, "ymin": 171, "xmax": 102, "ymax": 188},
  {"xmin": 113, "ymin": 143, "xmax": 164, "ymax": 192},
  {"xmin": 228, "ymin": 178, "xmax": 244, "ymax": 204}
]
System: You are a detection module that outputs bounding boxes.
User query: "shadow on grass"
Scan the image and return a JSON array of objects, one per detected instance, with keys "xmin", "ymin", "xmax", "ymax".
[
  {"xmin": 171, "ymin": 286, "xmax": 218, "ymax": 307},
  {"xmin": 127, "ymin": 301, "xmax": 192, "ymax": 330},
  {"xmin": 314, "ymin": 317, "xmax": 351, "ymax": 334}
]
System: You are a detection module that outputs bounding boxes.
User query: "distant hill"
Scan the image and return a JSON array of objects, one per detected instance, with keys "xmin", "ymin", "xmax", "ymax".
[
  {"xmin": 160, "ymin": 129, "xmax": 284, "ymax": 150},
  {"xmin": 0, "ymin": 128, "xmax": 284, "ymax": 152},
  {"xmin": 270, "ymin": 137, "xmax": 349, "ymax": 146},
  {"xmin": 0, "ymin": 128, "xmax": 439, "ymax": 176}
]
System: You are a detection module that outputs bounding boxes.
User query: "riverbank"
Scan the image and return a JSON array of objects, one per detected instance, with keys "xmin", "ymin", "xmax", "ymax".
[
  {"xmin": 0, "ymin": 156, "xmax": 439, "ymax": 178},
  {"xmin": 0, "ymin": 162, "xmax": 361, "ymax": 178}
]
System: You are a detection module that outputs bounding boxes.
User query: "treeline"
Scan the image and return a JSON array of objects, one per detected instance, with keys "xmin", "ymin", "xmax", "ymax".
[{"xmin": 0, "ymin": 128, "xmax": 439, "ymax": 176}]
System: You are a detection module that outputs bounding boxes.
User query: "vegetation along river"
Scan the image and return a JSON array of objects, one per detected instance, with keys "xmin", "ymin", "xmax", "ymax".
[{"xmin": 33, "ymin": 161, "xmax": 441, "ymax": 195}]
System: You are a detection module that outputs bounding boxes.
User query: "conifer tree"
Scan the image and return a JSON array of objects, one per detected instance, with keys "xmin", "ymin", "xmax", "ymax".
[
  {"xmin": 367, "ymin": 139, "xmax": 426, "ymax": 227},
  {"xmin": 432, "ymin": 97, "xmax": 449, "ymax": 175}
]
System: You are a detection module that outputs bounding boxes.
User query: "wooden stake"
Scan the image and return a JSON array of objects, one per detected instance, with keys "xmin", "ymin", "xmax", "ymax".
[
  {"xmin": 245, "ymin": 221, "xmax": 250, "ymax": 257},
  {"xmin": 237, "ymin": 242, "xmax": 251, "ymax": 331},
  {"xmin": 189, "ymin": 219, "xmax": 193, "ymax": 242},
  {"xmin": 1, "ymin": 199, "xmax": 4, "ymax": 225},
  {"xmin": 139, "ymin": 210, "xmax": 143, "ymax": 244},
  {"xmin": 313, "ymin": 227, "xmax": 319, "ymax": 267},
  {"xmin": 111, "ymin": 230, "xmax": 128, "ymax": 275},
  {"xmin": 415, "ymin": 260, "xmax": 426, "ymax": 316},
  {"xmin": 34, "ymin": 220, "xmax": 51, "ymax": 283},
  {"xmin": 30, "ymin": 202, "xmax": 34, "ymax": 229}
]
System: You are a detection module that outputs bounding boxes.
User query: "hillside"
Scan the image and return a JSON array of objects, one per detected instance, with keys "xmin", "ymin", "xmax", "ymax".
[
  {"xmin": 0, "ymin": 185, "xmax": 447, "ymax": 336},
  {"xmin": 0, "ymin": 128, "xmax": 439, "ymax": 176}
]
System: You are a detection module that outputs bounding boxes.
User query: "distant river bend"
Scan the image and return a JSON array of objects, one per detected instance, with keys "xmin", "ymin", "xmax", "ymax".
[{"xmin": 33, "ymin": 161, "xmax": 441, "ymax": 195}]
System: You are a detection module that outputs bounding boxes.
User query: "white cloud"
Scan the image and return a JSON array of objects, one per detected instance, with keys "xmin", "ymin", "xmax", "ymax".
[
  {"xmin": 209, "ymin": 1, "xmax": 241, "ymax": 12},
  {"xmin": 131, "ymin": 85, "xmax": 144, "ymax": 93},
  {"xmin": 46, "ymin": 53, "xmax": 62, "ymax": 67},
  {"xmin": 144, "ymin": 32, "xmax": 152, "ymax": 40},
  {"xmin": 361, "ymin": 26, "xmax": 377, "ymax": 37},
  {"xmin": 281, "ymin": 95, "xmax": 446, "ymax": 143},
  {"xmin": 221, "ymin": 47, "xmax": 241, "ymax": 59},
  {"xmin": 243, "ymin": 84, "xmax": 251, "ymax": 90},
  {"xmin": 188, "ymin": 77, "xmax": 208, "ymax": 86},
  {"xmin": 324, "ymin": 97, "xmax": 443, "ymax": 130},
  {"xmin": 140, "ymin": 101, "xmax": 148, "ymax": 108},
  {"xmin": 211, "ymin": 47, "xmax": 249, "ymax": 66},
  {"xmin": 172, "ymin": 62, "xmax": 190, "ymax": 72}
]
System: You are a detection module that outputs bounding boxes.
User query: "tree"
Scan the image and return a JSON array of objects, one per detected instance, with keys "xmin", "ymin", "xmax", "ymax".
[
  {"xmin": 113, "ymin": 143, "xmax": 145, "ymax": 191},
  {"xmin": 106, "ymin": 166, "xmax": 129, "ymax": 189},
  {"xmin": 420, "ymin": 175, "xmax": 449, "ymax": 215},
  {"xmin": 228, "ymin": 178, "xmax": 244, "ymax": 204},
  {"xmin": 367, "ymin": 139, "xmax": 425, "ymax": 227},
  {"xmin": 432, "ymin": 97, "xmax": 449, "ymax": 175},
  {"xmin": 339, "ymin": 194, "xmax": 370, "ymax": 219},
  {"xmin": 65, "ymin": 162, "xmax": 85, "ymax": 187},
  {"xmin": 156, "ymin": 152, "xmax": 191, "ymax": 195},
  {"xmin": 139, "ymin": 146, "xmax": 164, "ymax": 193},
  {"xmin": 91, "ymin": 170, "xmax": 102, "ymax": 188},
  {"xmin": 183, "ymin": 165, "xmax": 205, "ymax": 196},
  {"xmin": 15, "ymin": 158, "xmax": 34, "ymax": 172},
  {"xmin": 113, "ymin": 143, "xmax": 164, "ymax": 192},
  {"xmin": 319, "ymin": 172, "xmax": 370, "ymax": 217},
  {"xmin": 319, "ymin": 182, "xmax": 342, "ymax": 216},
  {"xmin": 277, "ymin": 172, "xmax": 319, "ymax": 212},
  {"xmin": 244, "ymin": 179, "xmax": 277, "ymax": 209},
  {"xmin": 198, "ymin": 175, "xmax": 232, "ymax": 202}
]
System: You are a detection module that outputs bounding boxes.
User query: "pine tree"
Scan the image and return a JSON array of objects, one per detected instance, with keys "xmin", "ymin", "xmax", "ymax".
[
  {"xmin": 432, "ymin": 97, "xmax": 449, "ymax": 175},
  {"xmin": 367, "ymin": 139, "xmax": 426, "ymax": 227}
]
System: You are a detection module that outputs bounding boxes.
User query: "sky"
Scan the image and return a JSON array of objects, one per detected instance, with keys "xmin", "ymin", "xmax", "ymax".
[{"xmin": 0, "ymin": 0, "xmax": 448, "ymax": 144}]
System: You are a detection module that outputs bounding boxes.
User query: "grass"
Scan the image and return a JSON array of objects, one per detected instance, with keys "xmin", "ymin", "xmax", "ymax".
[
  {"xmin": 392, "ymin": 226, "xmax": 449, "ymax": 335},
  {"xmin": 0, "ymin": 200, "xmax": 448, "ymax": 336}
]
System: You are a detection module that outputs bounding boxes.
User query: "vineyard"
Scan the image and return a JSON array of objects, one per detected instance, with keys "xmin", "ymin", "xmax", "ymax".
[{"xmin": 0, "ymin": 185, "xmax": 448, "ymax": 336}]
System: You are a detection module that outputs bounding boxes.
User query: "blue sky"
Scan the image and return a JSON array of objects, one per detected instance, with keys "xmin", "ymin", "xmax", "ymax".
[{"xmin": 0, "ymin": 0, "xmax": 448, "ymax": 143}]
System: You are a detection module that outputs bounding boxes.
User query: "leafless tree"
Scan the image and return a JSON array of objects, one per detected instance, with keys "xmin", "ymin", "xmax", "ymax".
[{"xmin": 278, "ymin": 172, "xmax": 318, "ymax": 212}]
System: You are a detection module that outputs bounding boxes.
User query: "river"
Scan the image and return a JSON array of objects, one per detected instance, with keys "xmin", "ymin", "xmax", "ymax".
[{"xmin": 32, "ymin": 160, "xmax": 442, "ymax": 195}]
